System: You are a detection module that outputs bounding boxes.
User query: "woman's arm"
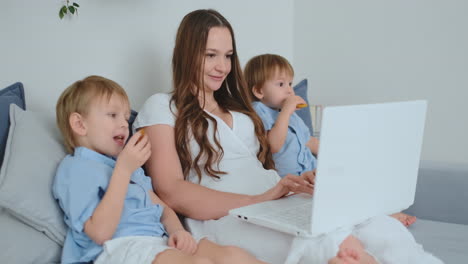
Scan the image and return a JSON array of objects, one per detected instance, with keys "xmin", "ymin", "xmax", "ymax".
[
  {"xmin": 144, "ymin": 124, "xmax": 313, "ymax": 220},
  {"xmin": 145, "ymin": 124, "xmax": 259, "ymax": 220}
]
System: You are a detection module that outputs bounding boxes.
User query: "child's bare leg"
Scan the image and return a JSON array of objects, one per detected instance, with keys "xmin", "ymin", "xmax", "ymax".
[
  {"xmin": 195, "ymin": 238, "xmax": 268, "ymax": 264},
  {"xmin": 390, "ymin": 212, "xmax": 417, "ymax": 227},
  {"xmin": 153, "ymin": 248, "xmax": 214, "ymax": 264},
  {"xmin": 329, "ymin": 235, "xmax": 377, "ymax": 264}
]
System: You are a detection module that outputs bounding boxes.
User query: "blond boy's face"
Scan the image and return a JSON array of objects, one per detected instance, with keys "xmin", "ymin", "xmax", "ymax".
[
  {"xmin": 79, "ymin": 93, "xmax": 131, "ymax": 157},
  {"xmin": 256, "ymin": 70, "xmax": 294, "ymax": 109}
]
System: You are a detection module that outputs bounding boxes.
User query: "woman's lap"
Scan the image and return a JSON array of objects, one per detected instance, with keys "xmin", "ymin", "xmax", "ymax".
[
  {"xmin": 186, "ymin": 214, "xmax": 443, "ymax": 264},
  {"xmin": 353, "ymin": 215, "xmax": 443, "ymax": 264},
  {"xmin": 185, "ymin": 215, "xmax": 350, "ymax": 264}
]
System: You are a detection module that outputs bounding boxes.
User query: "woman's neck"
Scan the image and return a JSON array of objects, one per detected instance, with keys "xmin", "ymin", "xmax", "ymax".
[{"xmin": 198, "ymin": 91, "xmax": 219, "ymax": 112}]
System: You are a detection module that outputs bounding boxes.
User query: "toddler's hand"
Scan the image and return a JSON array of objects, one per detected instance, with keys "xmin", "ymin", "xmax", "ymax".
[
  {"xmin": 282, "ymin": 95, "xmax": 307, "ymax": 115},
  {"xmin": 116, "ymin": 130, "xmax": 151, "ymax": 175},
  {"xmin": 168, "ymin": 229, "xmax": 197, "ymax": 255}
]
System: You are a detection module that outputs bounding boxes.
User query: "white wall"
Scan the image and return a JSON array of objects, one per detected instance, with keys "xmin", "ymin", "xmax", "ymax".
[
  {"xmin": 4, "ymin": 0, "xmax": 464, "ymax": 167},
  {"xmin": 294, "ymin": 0, "xmax": 468, "ymax": 166},
  {"xmin": 1, "ymin": 0, "xmax": 294, "ymax": 112}
]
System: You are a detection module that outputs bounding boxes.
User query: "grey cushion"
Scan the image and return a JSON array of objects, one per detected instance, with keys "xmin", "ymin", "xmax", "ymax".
[
  {"xmin": 409, "ymin": 219, "xmax": 468, "ymax": 264},
  {"xmin": 0, "ymin": 208, "xmax": 61, "ymax": 263},
  {"xmin": 0, "ymin": 105, "xmax": 67, "ymax": 245},
  {"xmin": 405, "ymin": 162, "xmax": 468, "ymax": 225}
]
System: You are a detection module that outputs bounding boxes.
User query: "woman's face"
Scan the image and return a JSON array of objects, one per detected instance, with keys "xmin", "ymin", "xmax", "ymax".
[{"xmin": 203, "ymin": 27, "xmax": 233, "ymax": 93}]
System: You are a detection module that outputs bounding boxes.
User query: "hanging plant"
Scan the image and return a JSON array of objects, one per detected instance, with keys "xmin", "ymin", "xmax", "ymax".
[{"xmin": 59, "ymin": 1, "xmax": 80, "ymax": 19}]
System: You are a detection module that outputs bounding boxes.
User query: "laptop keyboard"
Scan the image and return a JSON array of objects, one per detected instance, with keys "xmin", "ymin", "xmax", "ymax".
[{"xmin": 261, "ymin": 199, "xmax": 312, "ymax": 231}]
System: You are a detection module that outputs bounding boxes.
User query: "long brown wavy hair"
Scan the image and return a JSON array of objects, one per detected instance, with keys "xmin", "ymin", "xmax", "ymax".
[{"xmin": 171, "ymin": 9, "xmax": 275, "ymax": 182}]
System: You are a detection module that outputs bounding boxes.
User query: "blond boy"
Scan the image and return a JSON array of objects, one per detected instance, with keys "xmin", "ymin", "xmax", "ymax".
[{"xmin": 54, "ymin": 76, "xmax": 266, "ymax": 264}]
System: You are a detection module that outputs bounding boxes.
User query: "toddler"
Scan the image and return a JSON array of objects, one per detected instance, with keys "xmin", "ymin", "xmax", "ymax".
[
  {"xmin": 244, "ymin": 54, "xmax": 416, "ymax": 227},
  {"xmin": 244, "ymin": 54, "xmax": 319, "ymax": 178}
]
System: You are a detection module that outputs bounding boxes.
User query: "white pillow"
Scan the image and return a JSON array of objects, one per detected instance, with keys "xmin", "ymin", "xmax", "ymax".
[{"xmin": 0, "ymin": 104, "xmax": 67, "ymax": 245}]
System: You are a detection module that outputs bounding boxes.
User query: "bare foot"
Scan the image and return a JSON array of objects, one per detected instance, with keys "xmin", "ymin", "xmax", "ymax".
[
  {"xmin": 328, "ymin": 248, "xmax": 360, "ymax": 264},
  {"xmin": 331, "ymin": 236, "xmax": 378, "ymax": 264},
  {"xmin": 391, "ymin": 212, "xmax": 417, "ymax": 227}
]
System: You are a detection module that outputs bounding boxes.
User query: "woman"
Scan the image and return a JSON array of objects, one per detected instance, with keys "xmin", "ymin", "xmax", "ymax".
[{"xmin": 134, "ymin": 9, "xmax": 442, "ymax": 264}]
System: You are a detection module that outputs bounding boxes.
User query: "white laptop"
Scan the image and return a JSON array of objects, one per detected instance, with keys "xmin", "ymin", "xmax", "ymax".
[{"xmin": 229, "ymin": 100, "xmax": 427, "ymax": 237}]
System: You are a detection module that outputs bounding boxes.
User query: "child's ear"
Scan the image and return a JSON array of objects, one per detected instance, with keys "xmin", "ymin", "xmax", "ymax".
[
  {"xmin": 69, "ymin": 112, "xmax": 87, "ymax": 136},
  {"xmin": 252, "ymin": 86, "xmax": 264, "ymax": 100}
]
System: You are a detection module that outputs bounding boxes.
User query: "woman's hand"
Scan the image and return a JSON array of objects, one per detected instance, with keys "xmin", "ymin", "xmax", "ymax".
[
  {"xmin": 168, "ymin": 229, "xmax": 198, "ymax": 255},
  {"xmin": 301, "ymin": 169, "xmax": 316, "ymax": 191},
  {"xmin": 257, "ymin": 173, "xmax": 315, "ymax": 202}
]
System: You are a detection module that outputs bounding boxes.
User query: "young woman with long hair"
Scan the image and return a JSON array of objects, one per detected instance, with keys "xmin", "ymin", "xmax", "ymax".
[{"xmin": 134, "ymin": 9, "xmax": 442, "ymax": 264}]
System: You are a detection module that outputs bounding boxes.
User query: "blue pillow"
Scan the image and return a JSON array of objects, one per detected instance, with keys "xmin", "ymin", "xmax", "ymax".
[
  {"xmin": 293, "ymin": 79, "xmax": 313, "ymax": 135},
  {"xmin": 128, "ymin": 109, "xmax": 138, "ymax": 137},
  {"xmin": 0, "ymin": 82, "xmax": 26, "ymax": 168}
]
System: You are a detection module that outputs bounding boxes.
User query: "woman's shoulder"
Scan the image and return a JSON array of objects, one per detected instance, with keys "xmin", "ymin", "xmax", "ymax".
[
  {"xmin": 144, "ymin": 92, "xmax": 172, "ymax": 106},
  {"xmin": 134, "ymin": 92, "xmax": 176, "ymax": 128}
]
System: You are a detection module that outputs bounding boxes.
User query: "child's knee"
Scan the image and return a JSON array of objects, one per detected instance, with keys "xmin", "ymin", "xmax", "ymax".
[
  {"xmin": 339, "ymin": 235, "xmax": 364, "ymax": 252},
  {"xmin": 221, "ymin": 245, "xmax": 246, "ymax": 255},
  {"xmin": 193, "ymin": 256, "xmax": 215, "ymax": 264},
  {"xmin": 218, "ymin": 245, "xmax": 250, "ymax": 260}
]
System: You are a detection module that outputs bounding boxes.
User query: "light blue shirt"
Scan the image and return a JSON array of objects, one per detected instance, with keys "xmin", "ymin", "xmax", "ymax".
[
  {"xmin": 253, "ymin": 101, "xmax": 317, "ymax": 177},
  {"xmin": 53, "ymin": 147, "xmax": 166, "ymax": 264}
]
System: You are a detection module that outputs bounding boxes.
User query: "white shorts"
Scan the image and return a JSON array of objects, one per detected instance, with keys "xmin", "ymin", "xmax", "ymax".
[{"xmin": 94, "ymin": 236, "xmax": 172, "ymax": 264}]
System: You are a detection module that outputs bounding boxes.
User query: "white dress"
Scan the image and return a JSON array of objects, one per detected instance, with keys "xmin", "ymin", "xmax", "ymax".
[{"xmin": 134, "ymin": 93, "xmax": 443, "ymax": 264}]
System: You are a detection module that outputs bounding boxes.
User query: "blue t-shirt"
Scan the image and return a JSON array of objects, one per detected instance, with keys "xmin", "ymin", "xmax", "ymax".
[
  {"xmin": 53, "ymin": 147, "xmax": 166, "ymax": 264},
  {"xmin": 253, "ymin": 101, "xmax": 317, "ymax": 177}
]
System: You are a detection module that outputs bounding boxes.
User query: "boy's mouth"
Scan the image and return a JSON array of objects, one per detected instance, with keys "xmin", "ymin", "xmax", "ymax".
[{"xmin": 113, "ymin": 135, "xmax": 125, "ymax": 146}]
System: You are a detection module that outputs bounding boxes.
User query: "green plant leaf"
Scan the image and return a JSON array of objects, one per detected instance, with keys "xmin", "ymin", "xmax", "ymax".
[
  {"xmin": 59, "ymin": 9, "xmax": 64, "ymax": 19},
  {"xmin": 61, "ymin": 5, "xmax": 68, "ymax": 14},
  {"xmin": 73, "ymin": 2, "xmax": 80, "ymax": 8},
  {"xmin": 68, "ymin": 6, "xmax": 75, "ymax": 14}
]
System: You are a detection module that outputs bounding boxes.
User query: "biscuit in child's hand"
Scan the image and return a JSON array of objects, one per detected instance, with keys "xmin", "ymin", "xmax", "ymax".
[
  {"xmin": 296, "ymin": 103, "xmax": 308, "ymax": 108},
  {"xmin": 136, "ymin": 129, "xmax": 145, "ymax": 143}
]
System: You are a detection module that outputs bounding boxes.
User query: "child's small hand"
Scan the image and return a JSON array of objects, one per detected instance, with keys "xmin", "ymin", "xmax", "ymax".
[
  {"xmin": 116, "ymin": 130, "xmax": 151, "ymax": 175},
  {"xmin": 282, "ymin": 95, "xmax": 307, "ymax": 115},
  {"xmin": 168, "ymin": 229, "xmax": 198, "ymax": 255}
]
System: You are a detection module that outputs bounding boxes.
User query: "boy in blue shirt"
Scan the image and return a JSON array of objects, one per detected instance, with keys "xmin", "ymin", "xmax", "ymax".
[
  {"xmin": 54, "ymin": 75, "xmax": 266, "ymax": 264},
  {"xmin": 244, "ymin": 54, "xmax": 319, "ymax": 179},
  {"xmin": 244, "ymin": 54, "xmax": 416, "ymax": 228}
]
